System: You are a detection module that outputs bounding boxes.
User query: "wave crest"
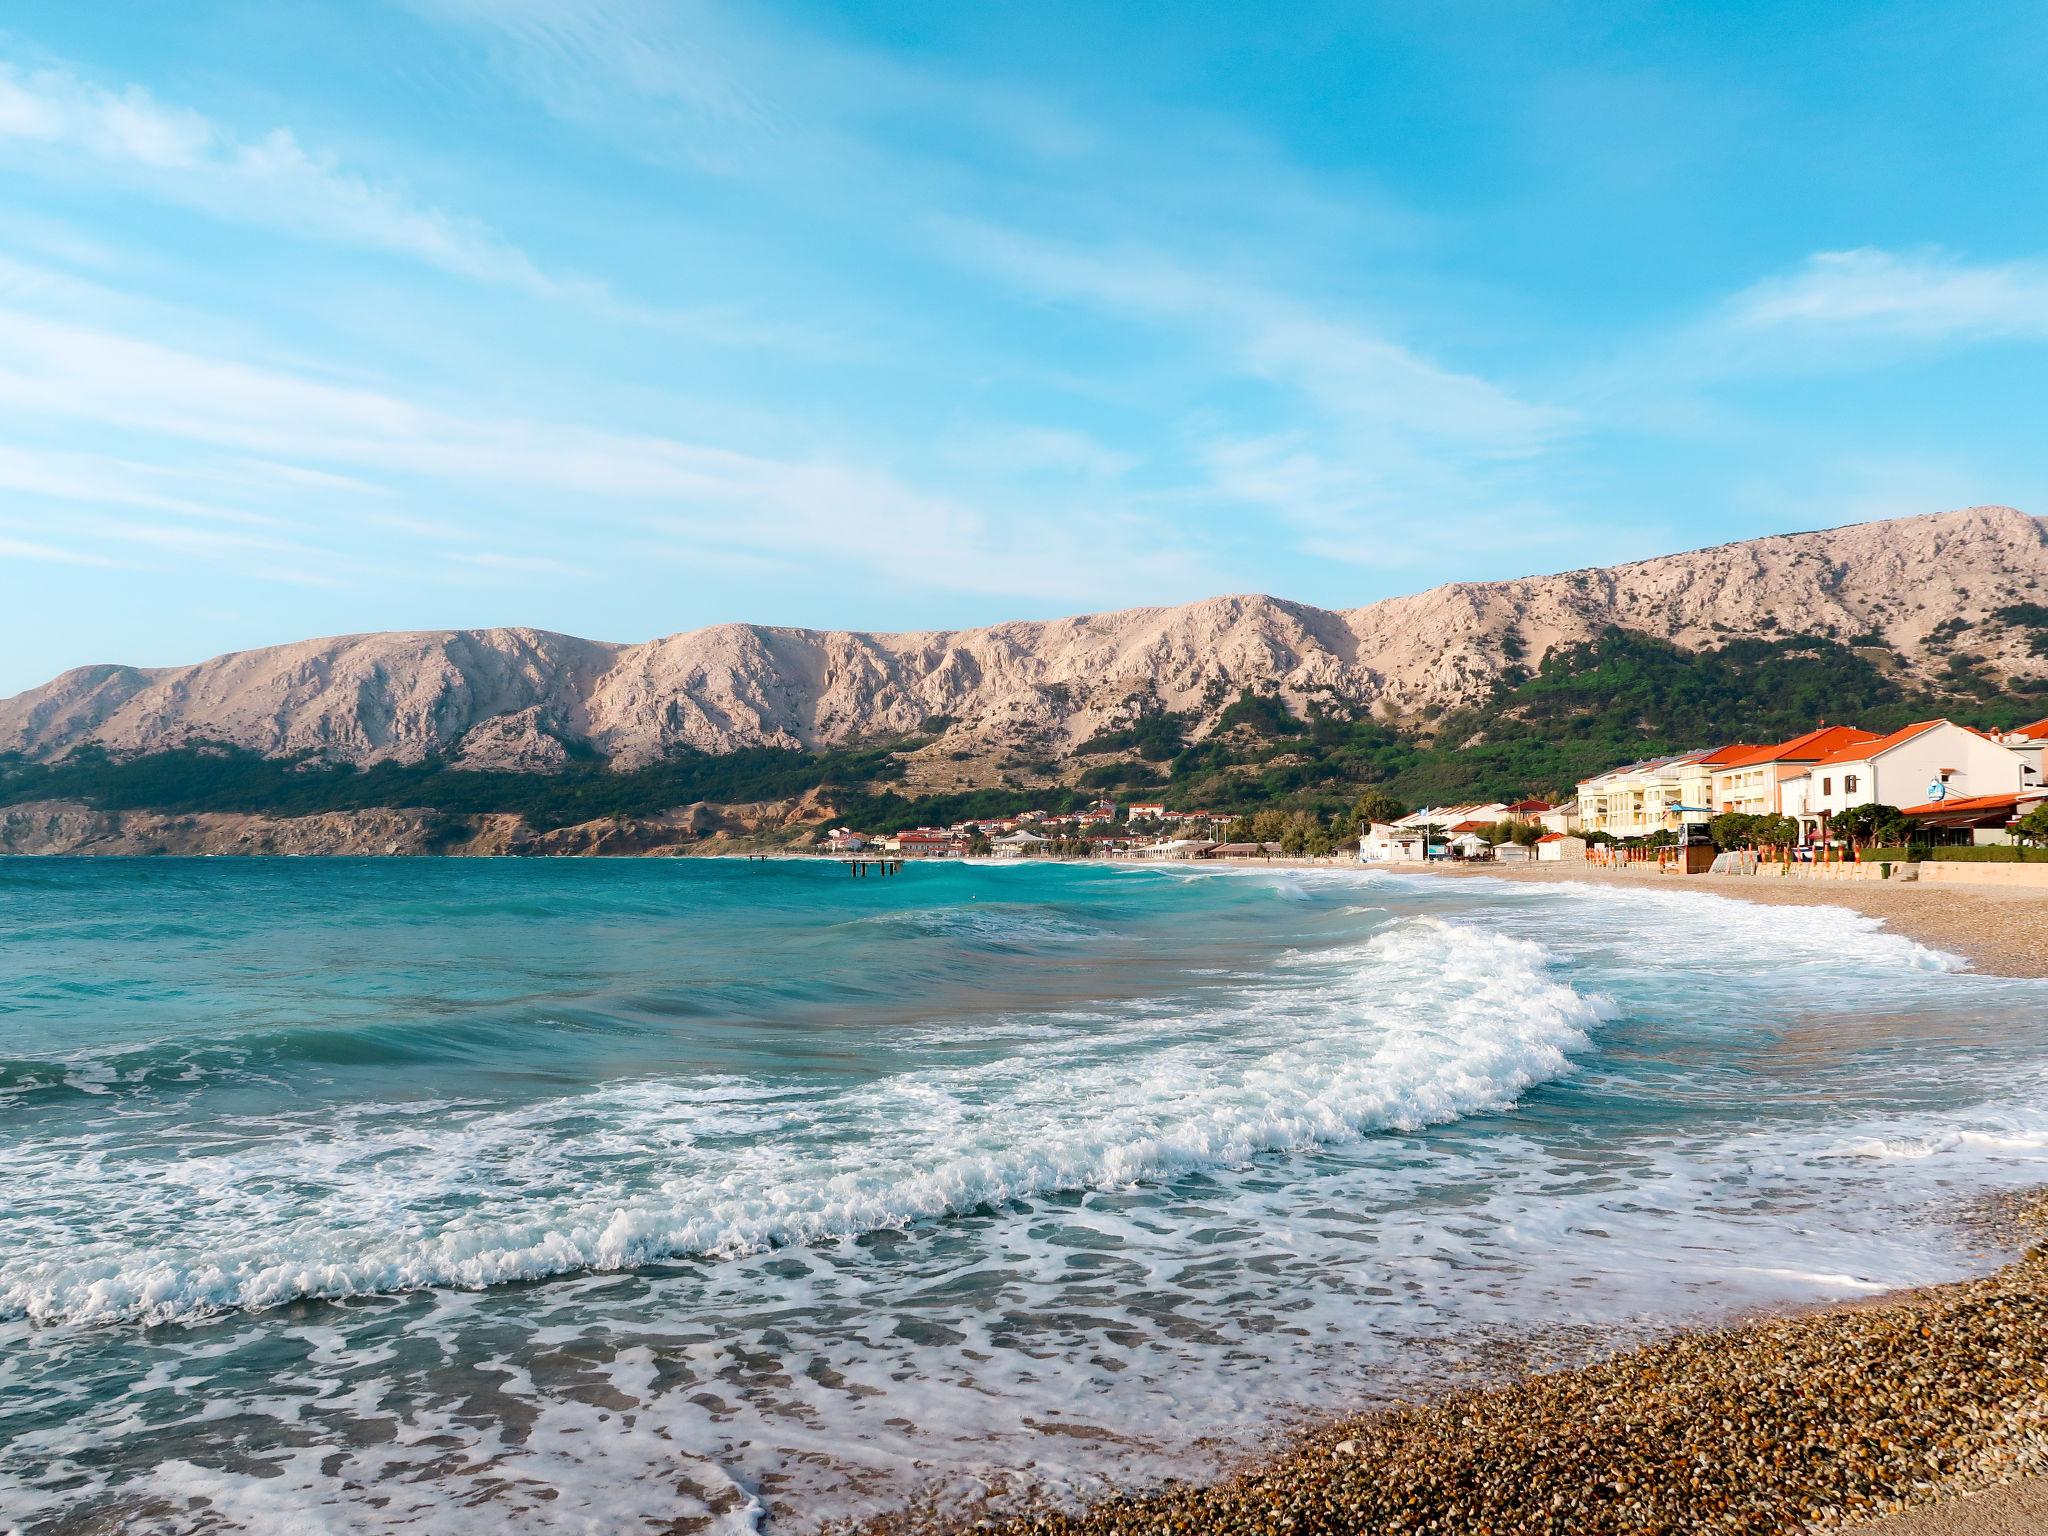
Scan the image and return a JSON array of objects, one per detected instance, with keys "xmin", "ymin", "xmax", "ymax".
[{"xmin": 2, "ymin": 917, "xmax": 1609, "ymax": 1328}]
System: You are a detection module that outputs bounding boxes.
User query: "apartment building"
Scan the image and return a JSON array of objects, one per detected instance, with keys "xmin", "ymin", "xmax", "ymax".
[{"xmin": 1707, "ymin": 725, "xmax": 1883, "ymax": 817}]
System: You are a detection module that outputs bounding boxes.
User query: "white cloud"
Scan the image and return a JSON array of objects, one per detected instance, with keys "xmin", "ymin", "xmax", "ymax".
[
  {"xmin": 1725, "ymin": 248, "xmax": 2048, "ymax": 342},
  {"xmin": 0, "ymin": 302, "xmax": 1215, "ymax": 607},
  {"xmin": 0, "ymin": 59, "xmax": 570, "ymax": 293},
  {"xmin": 0, "ymin": 55, "xmax": 799, "ymax": 345},
  {"xmin": 945, "ymin": 221, "xmax": 1564, "ymax": 453},
  {"xmin": 0, "ymin": 534, "xmax": 127, "ymax": 568}
]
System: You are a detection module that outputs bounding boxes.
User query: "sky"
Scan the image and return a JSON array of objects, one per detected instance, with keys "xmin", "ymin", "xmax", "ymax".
[{"xmin": 2, "ymin": 1, "xmax": 2046, "ymax": 696}]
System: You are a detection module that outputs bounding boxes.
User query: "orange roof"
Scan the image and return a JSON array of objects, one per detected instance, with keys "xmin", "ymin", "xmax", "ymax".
[
  {"xmin": 1717, "ymin": 724, "xmax": 1882, "ymax": 769},
  {"xmin": 2013, "ymin": 717, "xmax": 2048, "ymax": 741},
  {"xmin": 1898, "ymin": 790, "xmax": 2022, "ymax": 817},
  {"xmin": 1691, "ymin": 743, "xmax": 1758, "ymax": 766},
  {"xmin": 1810, "ymin": 720, "xmax": 1945, "ymax": 768}
]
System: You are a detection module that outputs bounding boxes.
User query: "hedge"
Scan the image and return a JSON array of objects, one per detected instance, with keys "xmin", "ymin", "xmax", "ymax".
[{"xmin": 1923, "ymin": 845, "xmax": 2048, "ymax": 862}]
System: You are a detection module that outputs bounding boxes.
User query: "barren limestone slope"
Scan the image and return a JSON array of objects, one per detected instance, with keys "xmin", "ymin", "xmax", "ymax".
[{"xmin": 3, "ymin": 505, "xmax": 2042, "ymax": 772}]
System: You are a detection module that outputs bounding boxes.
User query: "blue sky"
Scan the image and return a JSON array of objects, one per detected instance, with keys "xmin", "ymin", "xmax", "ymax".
[{"xmin": 2, "ymin": 1, "xmax": 2046, "ymax": 695}]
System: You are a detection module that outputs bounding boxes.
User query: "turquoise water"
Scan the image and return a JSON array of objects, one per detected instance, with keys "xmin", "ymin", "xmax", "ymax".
[{"xmin": 3, "ymin": 858, "xmax": 2047, "ymax": 1533}]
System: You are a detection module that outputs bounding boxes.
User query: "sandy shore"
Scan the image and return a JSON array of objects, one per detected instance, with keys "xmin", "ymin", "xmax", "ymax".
[
  {"xmin": 889, "ymin": 1194, "xmax": 2048, "ymax": 1536},
  {"xmin": 1412, "ymin": 862, "xmax": 2048, "ymax": 980}
]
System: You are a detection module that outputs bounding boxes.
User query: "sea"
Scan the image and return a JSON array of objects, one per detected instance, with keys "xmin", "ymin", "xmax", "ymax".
[{"xmin": 4, "ymin": 856, "xmax": 2047, "ymax": 1534}]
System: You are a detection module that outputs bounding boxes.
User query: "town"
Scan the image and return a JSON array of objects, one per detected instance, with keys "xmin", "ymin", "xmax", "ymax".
[{"xmin": 817, "ymin": 714, "xmax": 2048, "ymax": 876}]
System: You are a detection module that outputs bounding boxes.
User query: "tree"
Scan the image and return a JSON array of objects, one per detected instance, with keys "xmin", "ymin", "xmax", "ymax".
[
  {"xmin": 1481, "ymin": 817, "xmax": 1541, "ymax": 848},
  {"xmin": 1832, "ymin": 803, "xmax": 1911, "ymax": 853},
  {"xmin": 1351, "ymin": 789, "xmax": 1407, "ymax": 828},
  {"xmin": 1753, "ymin": 814, "xmax": 1800, "ymax": 850},
  {"xmin": 2012, "ymin": 803, "xmax": 2048, "ymax": 847},
  {"xmin": 1707, "ymin": 812, "xmax": 1759, "ymax": 851}
]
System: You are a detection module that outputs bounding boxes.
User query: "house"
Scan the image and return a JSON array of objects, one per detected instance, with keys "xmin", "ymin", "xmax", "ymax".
[
  {"xmin": 1140, "ymin": 838, "xmax": 1219, "ymax": 860},
  {"xmin": 1359, "ymin": 822, "xmax": 1430, "ymax": 862},
  {"xmin": 1783, "ymin": 720, "xmax": 2033, "ymax": 842},
  {"xmin": 1360, "ymin": 803, "xmax": 1509, "ymax": 861},
  {"xmin": 1124, "ymin": 803, "xmax": 1168, "ymax": 822},
  {"xmin": 823, "ymin": 828, "xmax": 867, "ymax": 853},
  {"xmin": 1535, "ymin": 833, "xmax": 1587, "ymax": 862},
  {"xmin": 889, "ymin": 828, "xmax": 962, "ymax": 856},
  {"xmin": 990, "ymin": 829, "xmax": 1051, "ymax": 856},
  {"xmin": 1707, "ymin": 725, "xmax": 1881, "ymax": 817},
  {"xmin": 1536, "ymin": 803, "xmax": 1581, "ymax": 836}
]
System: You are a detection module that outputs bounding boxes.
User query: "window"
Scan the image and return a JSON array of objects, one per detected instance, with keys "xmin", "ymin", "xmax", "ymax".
[
  {"xmin": 1821, "ymin": 776, "xmax": 1831, "ymax": 795},
  {"xmin": 1844, "ymin": 774, "xmax": 1859, "ymax": 794}
]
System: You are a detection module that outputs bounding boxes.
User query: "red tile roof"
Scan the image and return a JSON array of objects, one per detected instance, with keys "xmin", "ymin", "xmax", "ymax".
[
  {"xmin": 1898, "ymin": 790, "xmax": 2022, "ymax": 818},
  {"xmin": 1810, "ymin": 720, "xmax": 1945, "ymax": 768},
  {"xmin": 2013, "ymin": 717, "xmax": 2048, "ymax": 741},
  {"xmin": 1717, "ymin": 724, "xmax": 1883, "ymax": 769}
]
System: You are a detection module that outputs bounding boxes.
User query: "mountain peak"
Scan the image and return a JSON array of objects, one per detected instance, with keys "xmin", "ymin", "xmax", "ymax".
[{"xmin": 3, "ymin": 505, "xmax": 2043, "ymax": 774}]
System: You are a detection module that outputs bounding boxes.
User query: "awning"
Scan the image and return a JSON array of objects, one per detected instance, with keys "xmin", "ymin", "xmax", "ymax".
[{"xmin": 1898, "ymin": 790, "xmax": 2043, "ymax": 829}]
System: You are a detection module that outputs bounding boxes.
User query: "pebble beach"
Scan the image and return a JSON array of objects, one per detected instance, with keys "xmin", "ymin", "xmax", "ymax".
[
  {"xmin": 877, "ymin": 1192, "xmax": 2048, "ymax": 1536},
  {"xmin": 867, "ymin": 867, "xmax": 2048, "ymax": 1536}
]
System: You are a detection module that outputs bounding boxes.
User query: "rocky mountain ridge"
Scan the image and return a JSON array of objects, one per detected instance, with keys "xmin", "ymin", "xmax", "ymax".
[{"xmin": 4, "ymin": 505, "xmax": 2044, "ymax": 782}]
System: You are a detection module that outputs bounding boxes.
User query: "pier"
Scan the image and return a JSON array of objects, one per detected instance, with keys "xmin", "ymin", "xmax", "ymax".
[{"xmin": 842, "ymin": 857, "xmax": 905, "ymax": 877}]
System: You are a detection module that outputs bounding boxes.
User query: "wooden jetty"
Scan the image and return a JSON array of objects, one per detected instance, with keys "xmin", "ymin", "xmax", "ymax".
[{"xmin": 739, "ymin": 852, "xmax": 908, "ymax": 875}]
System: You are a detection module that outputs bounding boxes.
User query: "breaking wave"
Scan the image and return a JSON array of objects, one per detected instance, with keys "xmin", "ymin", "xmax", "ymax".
[{"xmin": 2, "ymin": 918, "xmax": 1609, "ymax": 1328}]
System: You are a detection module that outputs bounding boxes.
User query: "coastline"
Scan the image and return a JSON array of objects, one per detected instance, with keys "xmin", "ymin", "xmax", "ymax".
[
  {"xmin": 1405, "ymin": 861, "xmax": 2048, "ymax": 980},
  {"xmin": 882, "ymin": 1192, "xmax": 2048, "ymax": 1536},
  {"xmin": 866, "ymin": 861, "xmax": 2048, "ymax": 1536}
]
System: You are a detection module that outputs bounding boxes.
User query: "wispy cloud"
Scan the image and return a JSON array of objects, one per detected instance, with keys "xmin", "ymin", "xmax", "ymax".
[
  {"xmin": 0, "ymin": 59, "xmax": 568, "ymax": 290},
  {"xmin": 954, "ymin": 222, "xmax": 1564, "ymax": 446},
  {"xmin": 1726, "ymin": 248, "xmax": 2048, "ymax": 341},
  {"xmin": 0, "ymin": 54, "xmax": 799, "ymax": 344},
  {"xmin": 0, "ymin": 533, "xmax": 128, "ymax": 568},
  {"xmin": 0, "ymin": 297, "xmax": 1217, "ymax": 606}
]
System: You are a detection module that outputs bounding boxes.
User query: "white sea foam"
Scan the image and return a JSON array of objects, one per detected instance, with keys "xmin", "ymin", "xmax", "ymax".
[{"xmin": 1, "ymin": 917, "xmax": 1609, "ymax": 1327}]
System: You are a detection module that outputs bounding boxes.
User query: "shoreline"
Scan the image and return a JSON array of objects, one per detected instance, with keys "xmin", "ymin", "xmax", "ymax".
[
  {"xmin": 860, "ymin": 864, "xmax": 2048, "ymax": 1536},
  {"xmin": 1403, "ymin": 861, "xmax": 2048, "ymax": 980},
  {"xmin": 876, "ymin": 1193, "xmax": 2048, "ymax": 1536}
]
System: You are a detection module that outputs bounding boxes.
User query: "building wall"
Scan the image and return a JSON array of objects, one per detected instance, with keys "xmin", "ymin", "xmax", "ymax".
[
  {"xmin": 1578, "ymin": 768, "xmax": 1685, "ymax": 837},
  {"xmin": 1790, "ymin": 725, "xmax": 2029, "ymax": 828}
]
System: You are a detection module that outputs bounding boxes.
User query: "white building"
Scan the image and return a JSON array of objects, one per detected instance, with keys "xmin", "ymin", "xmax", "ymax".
[
  {"xmin": 1784, "ymin": 720, "xmax": 2033, "ymax": 840},
  {"xmin": 1359, "ymin": 822, "xmax": 1430, "ymax": 862},
  {"xmin": 1997, "ymin": 717, "xmax": 2048, "ymax": 788},
  {"xmin": 990, "ymin": 829, "xmax": 1051, "ymax": 856}
]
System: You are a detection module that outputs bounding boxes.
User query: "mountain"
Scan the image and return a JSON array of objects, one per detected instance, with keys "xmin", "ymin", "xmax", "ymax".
[{"xmin": 4, "ymin": 507, "xmax": 2046, "ymax": 801}]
